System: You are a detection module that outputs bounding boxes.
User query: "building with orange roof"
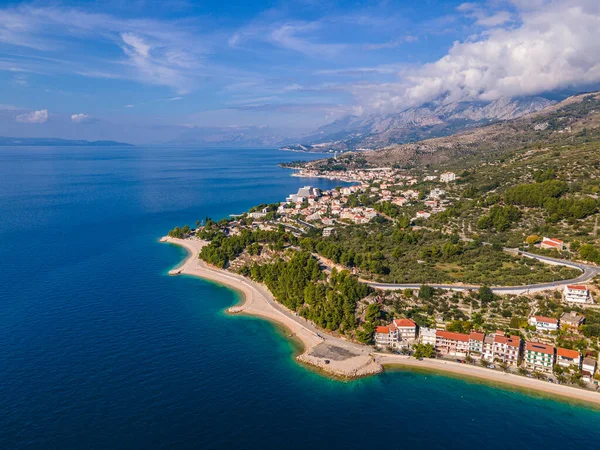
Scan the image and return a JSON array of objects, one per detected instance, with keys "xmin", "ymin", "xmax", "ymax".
[
  {"xmin": 524, "ymin": 342, "xmax": 555, "ymax": 373},
  {"xmin": 435, "ymin": 330, "xmax": 470, "ymax": 357},
  {"xmin": 375, "ymin": 319, "xmax": 418, "ymax": 348},
  {"xmin": 468, "ymin": 331, "xmax": 485, "ymax": 358},
  {"xmin": 528, "ymin": 315, "xmax": 559, "ymax": 331},
  {"xmin": 563, "ymin": 285, "xmax": 592, "ymax": 304},
  {"xmin": 374, "ymin": 326, "xmax": 392, "ymax": 347},
  {"xmin": 556, "ymin": 347, "xmax": 581, "ymax": 369},
  {"xmin": 392, "ymin": 318, "xmax": 417, "ymax": 340},
  {"xmin": 481, "ymin": 331, "xmax": 522, "ymax": 366},
  {"xmin": 540, "ymin": 237, "xmax": 565, "ymax": 250}
]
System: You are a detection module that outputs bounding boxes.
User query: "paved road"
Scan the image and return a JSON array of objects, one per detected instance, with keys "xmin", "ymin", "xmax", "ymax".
[{"xmin": 317, "ymin": 248, "xmax": 600, "ymax": 295}]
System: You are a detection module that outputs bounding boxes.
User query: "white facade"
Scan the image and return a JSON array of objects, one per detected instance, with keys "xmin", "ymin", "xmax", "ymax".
[
  {"xmin": 419, "ymin": 327, "xmax": 436, "ymax": 346},
  {"xmin": 528, "ymin": 316, "xmax": 559, "ymax": 331},
  {"xmin": 440, "ymin": 172, "xmax": 456, "ymax": 183},
  {"xmin": 563, "ymin": 285, "xmax": 591, "ymax": 304}
]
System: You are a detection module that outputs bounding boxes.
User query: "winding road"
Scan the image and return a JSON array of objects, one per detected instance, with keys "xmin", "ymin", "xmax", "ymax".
[{"xmin": 316, "ymin": 248, "xmax": 600, "ymax": 295}]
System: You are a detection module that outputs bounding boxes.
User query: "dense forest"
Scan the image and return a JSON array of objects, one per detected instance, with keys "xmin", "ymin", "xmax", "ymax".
[{"xmin": 239, "ymin": 252, "xmax": 371, "ymax": 335}]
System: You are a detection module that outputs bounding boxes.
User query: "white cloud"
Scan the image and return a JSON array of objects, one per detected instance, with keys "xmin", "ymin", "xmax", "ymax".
[
  {"xmin": 356, "ymin": 0, "xmax": 600, "ymax": 113},
  {"xmin": 0, "ymin": 6, "xmax": 208, "ymax": 94},
  {"xmin": 71, "ymin": 113, "xmax": 90, "ymax": 123},
  {"xmin": 16, "ymin": 109, "xmax": 48, "ymax": 124}
]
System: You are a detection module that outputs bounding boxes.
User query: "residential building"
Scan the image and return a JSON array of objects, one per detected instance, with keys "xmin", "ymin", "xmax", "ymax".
[
  {"xmin": 582, "ymin": 356, "xmax": 597, "ymax": 374},
  {"xmin": 248, "ymin": 211, "xmax": 267, "ymax": 219},
  {"xmin": 415, "ymin": 211, "xmax": 431, "ymax": 220},
  {"xmin": 556, "ymin": 347, "xmax": 581, "ymax": 369},
  {"xmin": 540, "ymin": 237, "xmax": 565, "ymax": 250},
  {"xmin": 563, "ymin": 285, "xmax": 592, "ymax": 304},
  {"xmin": 375, "ymin": 319, "xmax": 418, "ymax": 348},
  {"xmin": 481, "ymin": 331, "xmax": 522, "ymax": 366},
  {"xmin": 524, "ymin": 342, "xmax": 555, "ymax": 373},
  {"xmin": 375, "ymin": 326, "xmax": 393, "ymax": 348},
  {"xmin": 482, "ymin": 334, "xmax": 495, "ymax": 362},
  {"xmin": 392, "ymin": 197, "xmax": 407, "ymax": 207},
  {"xmin": 429, "ymin": 188, "xmax": 446, "ymax": 199},
  {"xmin": 493, "ymin": 332, "xmax": 522, "ymax": 366},
  {"xmin": 560, "ymin": 311, "xmax": 585, "ymax": 328},
  {"xmin": 468, "ymin": 331, "xmax": 485, "ymax": 359},
  {"xmin": 528, "ymin": 316, "xmax": 559, "ymax": 331},
  {"xmin": 322, "ymin": 227, "xmax": 335, "ymax": 237},
  {"xmin": 440, "ymin": 172, "xmax": 456, "ymax": 183},
  {"xmin": 420, "ymin": 327, "xmax": 436, "ymax": 346},
  {"xmin": 392, "ymin": 318, "xmax": 417, "ymax": 340},
  {"xmin": 435, "ymin": 330, "xmax": 470, "ymax": 357}
]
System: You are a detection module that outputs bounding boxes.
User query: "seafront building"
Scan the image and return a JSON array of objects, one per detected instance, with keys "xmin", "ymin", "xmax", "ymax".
[
  {"xmin": 468, "ymin": 331, "xmax": 485, "ymax": 359},
  {"xmin": 435, "ymin": 330, "xmax": 470, "ymax": 357},
  {"xmin": 481, "ymin": 331, "xmax": 522, "ymax": 366},
  {"xmin": 524, "ymin": 342, "xmax": 555, "ymax": 373},
  {"xmin": 419, "ymin": 327, "xmax": 436, "ymax": 346},
  {"xmin": 556, "ymin": 348, "xmax": 582, "ymax": 369},
  {"xmin": 582, "ymin": 357, "xmax": 597, "ymax": 382},
  {"xmin": 375, "ymin": 319, "xmax": 418, "ymax": 348}
]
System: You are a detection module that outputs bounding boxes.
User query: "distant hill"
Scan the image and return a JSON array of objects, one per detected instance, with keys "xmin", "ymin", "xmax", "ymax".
[
  {"xmin": 284, "ymin": 96, "xmax": 555, "ymax": 152},
  {"xmin": 0, "ymin": 137, "xmax": 133, "ymax": 147},
  {"xmin": 166, "ymin": 126, "xmax": 286, "ymax": 148}
]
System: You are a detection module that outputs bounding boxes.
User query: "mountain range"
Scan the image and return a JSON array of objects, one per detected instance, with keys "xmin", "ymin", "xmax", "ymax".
[
  {"xmin": 302, "ymin": 91, "xmax": 600, "ymax": 170},
  {"xmin": 281, "ymin": 96, "xmax": 556, "ymax": 152}
]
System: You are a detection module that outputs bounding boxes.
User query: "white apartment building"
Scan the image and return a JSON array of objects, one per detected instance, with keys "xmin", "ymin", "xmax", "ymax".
[{"xmin": 563, "ymin": 285, "xmax": 592, "ymax": 304}]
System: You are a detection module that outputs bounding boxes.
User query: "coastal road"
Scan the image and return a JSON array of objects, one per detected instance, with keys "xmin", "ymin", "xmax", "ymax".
[{"xmin": 315, "ymin": 248, "xmax": 600, "ymax": 295}]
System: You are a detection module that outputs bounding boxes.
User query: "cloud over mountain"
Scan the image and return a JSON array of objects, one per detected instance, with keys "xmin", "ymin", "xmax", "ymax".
[{"xmin": 359, "ymin": 0, "xmax": 600, "ymax": 114}]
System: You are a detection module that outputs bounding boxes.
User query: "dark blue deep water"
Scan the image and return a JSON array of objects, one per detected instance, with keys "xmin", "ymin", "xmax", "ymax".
[{"xmin": 1, "ymin": 146, "xmax": 599, "ymax": 450}]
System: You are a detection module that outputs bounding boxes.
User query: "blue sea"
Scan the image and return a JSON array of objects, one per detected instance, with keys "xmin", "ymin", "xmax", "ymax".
[{"xmin": 1, "ymin": 146, "xmax": 599, "ymax": 450}]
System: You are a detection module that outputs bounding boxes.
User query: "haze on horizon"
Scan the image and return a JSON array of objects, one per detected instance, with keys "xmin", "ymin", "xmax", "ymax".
[{"xmin": 1, "ymin": 0, "xmax": 600, "ymax": 144}]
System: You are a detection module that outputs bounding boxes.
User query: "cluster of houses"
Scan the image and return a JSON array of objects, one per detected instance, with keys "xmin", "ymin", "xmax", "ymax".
[
  {"xmin": 276, "ymin": 169, "xmax": 458, "ymax": 229},
  {"xmin": 375, "ymin": 312, "xmax": 598, "ymax": 381}
]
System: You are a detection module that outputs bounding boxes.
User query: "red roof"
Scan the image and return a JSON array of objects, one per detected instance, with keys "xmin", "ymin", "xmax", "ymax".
[
  {"xmin": 469, "ymin": 331, "xmax": 485, "ymax": 341},
  {"xmin": 526, "ymin": 341, "xmax": 555, "ymax": 354},
  {"xmin": 557, "ymin": 347, "xmax": 581, "ymax": 359},
  {"xmin": 507, "ymin": 336, "xmax": 521, "ymax": 348},
  {"xmin": 533, "ymin": 316, "xmax": 558, "ymax": 324},
  {"xmin": 566, "ymin": 285, "xmax": 587, "ymax": 291},
  {"xmin": 436, "ymin": 330, "xmax": 470, "ymax": 342},
  {"xmin": 494, "ymin": 335, "xmax": 508, "ymax": 344},
  {"xmin": 375, "ymin": 326, "xmax": 389, "ymax": 334},
  {"xmin": 542, "ymin": 237, "xmax": 563, "ymax": 245},
  {"xmin": 393, "ymin": 318, "xmax": 416, "ymax": 328}
]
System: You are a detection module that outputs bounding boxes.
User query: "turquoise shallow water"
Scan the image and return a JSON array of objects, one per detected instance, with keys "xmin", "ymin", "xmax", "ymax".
[{"xmin": 1, "ymin": 146, "xmax": 599, "ymax": 450}]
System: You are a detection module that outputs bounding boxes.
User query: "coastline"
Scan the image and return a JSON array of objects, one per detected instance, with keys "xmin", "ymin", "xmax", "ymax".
[
  {"xmin": 160, "ymin": 236, "xmax": 382, "ymax": 379},
  {"xmin": 161, "ymin": 236, "xmax": 600, "ymax": 407},
  {"xmin": 376, "ymin": 354, "xmax": 600, "ymax": 408}
]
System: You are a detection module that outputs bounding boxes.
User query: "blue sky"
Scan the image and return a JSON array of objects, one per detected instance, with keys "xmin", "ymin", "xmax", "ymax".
[{"xmin": 1, "ymin": 0, "xmax": 600, "ymax": 143}]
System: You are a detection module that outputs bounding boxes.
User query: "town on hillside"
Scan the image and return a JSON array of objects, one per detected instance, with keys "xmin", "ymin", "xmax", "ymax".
[{"xmin": 168, "ymin": 160, "xmax": 600, "ymax": 390}]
